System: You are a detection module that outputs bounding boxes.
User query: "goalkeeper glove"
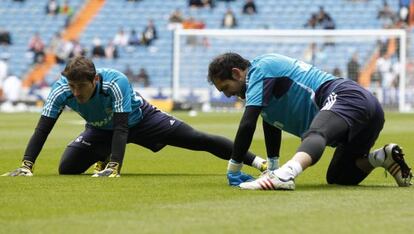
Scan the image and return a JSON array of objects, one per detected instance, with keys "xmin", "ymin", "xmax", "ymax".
[
  {"xmin": 92, "ymin": 162, "xmax": 120, "ymax": 177},
  {"xmin": 226, "ymin": 159, "xmax": 254, "ymax": 186},
  {"xmin": 2, "ymin": 160, "xmax": 34, "ymax": 177}
]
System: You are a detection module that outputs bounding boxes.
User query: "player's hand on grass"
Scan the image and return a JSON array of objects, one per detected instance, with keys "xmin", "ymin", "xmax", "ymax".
[
  {"xmin": 2, "ymin": 160, "xmax": 34, "ymax": 177},
  {"xmin": 227, "ymin": 171, "xmax": 254, "ymax": 186},
  {"xmin": 92, "ymin": 162, "xmax": 120, "ymax": 177}
]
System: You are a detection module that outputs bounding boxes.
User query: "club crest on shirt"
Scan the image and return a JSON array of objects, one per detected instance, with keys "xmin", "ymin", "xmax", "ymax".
[
  {"xmin": 89, "ymin": 112, "xmax": 114, "ymax": 127},
  {"xmin": 105, "ymin": 108, "xmax": 112, "ymax": 114}
]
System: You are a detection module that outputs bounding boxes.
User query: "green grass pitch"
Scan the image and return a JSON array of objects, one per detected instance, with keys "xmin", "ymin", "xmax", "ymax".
[{"xmin": 0, "ymin": 111, "xmax": 413, "ymax": 233}]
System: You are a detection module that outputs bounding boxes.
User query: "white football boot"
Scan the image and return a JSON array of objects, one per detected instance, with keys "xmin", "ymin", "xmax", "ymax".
[
  {"xmin": 239, "ymin": 170, "xmax": 295, "ymax": 190},
  {"xmin": 382, "ymin": 144, "xmax": 412, "ymax": 187}
]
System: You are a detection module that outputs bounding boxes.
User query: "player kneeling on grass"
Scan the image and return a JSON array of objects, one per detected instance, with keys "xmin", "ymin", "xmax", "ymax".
[
  {"xmin": 2, "ymin": 56, "xmax": 267, "ymax": 178},
  {"xmin": 208, "ymin": 52, "xmax": 412, "ymax": 190}
]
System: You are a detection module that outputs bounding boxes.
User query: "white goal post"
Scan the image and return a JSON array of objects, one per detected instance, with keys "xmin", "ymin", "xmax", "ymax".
[{"xmin": 173, "ymin": 29, "xmax": 410, "ymax": 112}]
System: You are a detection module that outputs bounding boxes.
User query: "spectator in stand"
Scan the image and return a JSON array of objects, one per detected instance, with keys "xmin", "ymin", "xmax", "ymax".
[
  {"xmin": 188, "ymin": 0, "xmax": 204, "ymax": 8},
  {"xmin": 168, "ymin": 8, "xmax": 184, "ymax": 30},
  {"xmin": 321, "ymin": 14, "xmax": 335, "ymax": 29},
  {"xmin": 378, "ymin": 0, "xmax": 395, "ymax": 19},
  {"xmin": 169, "ymin": 8, "xmax": 184, "ymax": 23},
  {"xmin": 28, "ymin": 32, "xmax": 46, "ymax": 64},
  {"xmin": 347, "ymin": 53, "xmax": 360, "ymax": 83},
  {"xmin": 128, "ymin": 29, "xmax": 141, "ymax": 46},
  {"xmin": 222, "ymin": 8, "xmax": 237, "ymax": 28},
  {"xmin": 376, "ymin": 54, "xmax": 395, "ymax": 106},
  {"xmin": 58, "ymin": 38, "xmax": 74, "ymax": 64},
  {"xmin": 141, "ymin": 19, "xmax": 158, "ymax": 46},
  {"xmin": 0, "ymin": 55, "xmax": 8, "ymax": 99},
  {"xmin": 50, "ymin": 32, "xmax": 66, "ymax": 64},
  {"xmin": 105, "ymin": 41, "xmax": 119, "ymax": 59},
  {"xmin": 316, "ymin": 6, "xmax": 330, "ymax": 25},
  {"xmin": 69, "ymin": 39, "xmax": 86, "ymax": 58},
  {"xmin": 242, "ymin": 0, "xmax": 257, "ymax": 15},
  {"xmin": 304, "ymin": 14, "xmax": 318, "ymax": 29},
  {"xmin": 377, "ymin": 39, "xmax": 388, "ymax": 57},
  {"xmin": 332, "ymin": 67, "xmax": 342, "ymax": 77},
  {"xmin": 313, "ymin": 6, "xmax": 336, "ymax": 29},
  {"xmin": 136, "ymin": 67, "xmax": 150, "ymax": 87},
  {"xmin": 60, "ymin": 0, "xmax": 74, "ymax": 27},
  {"xmin": 399, "ymin": 0, "xmax": 410, "ymax": 24},
  {"xmin": 46, "ymin": 0, "xmax": 60, "ymax": 15},
  {"xmin": 60, "ymin": 0, "xmax": 73, "ymax": 14},
  {"xmin": 91, "ymin": 37, "xmax": 105, "ymax": 58},
  {"xmin": 0, "ymin": 28, "xmax": 12, "ymax": 46},
  {"xmin": 113, "ymin": 28, "xmax": 129, "ymax": 47},
  {"xmin": 123, "ymin": 64, "xmax": 135, "ymax": 83}
]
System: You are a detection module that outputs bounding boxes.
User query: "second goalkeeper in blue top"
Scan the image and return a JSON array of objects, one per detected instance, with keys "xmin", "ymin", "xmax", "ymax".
[{"xmin": 208, "ymin": 52, "xmax": 412, "ymax": 189}]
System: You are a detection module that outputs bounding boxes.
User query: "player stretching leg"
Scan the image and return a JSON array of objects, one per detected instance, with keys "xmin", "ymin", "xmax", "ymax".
[
  {"xmin": 3, "ymin": 56, "xmax": 266, "ymax": 178},
  {"xmin": 207, "ymin": 52, "xmax": 412, "ymax": 189}
]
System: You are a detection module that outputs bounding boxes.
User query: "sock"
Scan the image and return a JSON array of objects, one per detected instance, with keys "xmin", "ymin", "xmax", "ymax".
[
  {"xmin": 252, "ymin": 156, "xmax": 266, "ymax": 170},
  {"xmin": 267, "ymin": 156, "xmax": 279, "ymax": 171},
  {"xmin": 227, "ymin": 159, "xmax": 243, "ymax": 173},
  {"xmin": 274, "ymin": 160, "xmax": 303, "ymax": 181},
  {"xmin": 368, "ymin": 148, "xmax": 386, "ymax": 168}
]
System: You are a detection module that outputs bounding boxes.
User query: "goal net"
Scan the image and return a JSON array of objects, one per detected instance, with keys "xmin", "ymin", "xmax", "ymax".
[{"xmin": 173, "ymin": 29, "xmax": 410, "ymax": 112}]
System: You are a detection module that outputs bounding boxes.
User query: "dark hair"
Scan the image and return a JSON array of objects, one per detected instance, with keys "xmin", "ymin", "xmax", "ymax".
[
  {"xmin": 61, "ymin": 56, "xmax": 96, "ymax": 82},
  {"xmin": 207, "ymin": 52, "xmax": 251, "ymax": 84}
]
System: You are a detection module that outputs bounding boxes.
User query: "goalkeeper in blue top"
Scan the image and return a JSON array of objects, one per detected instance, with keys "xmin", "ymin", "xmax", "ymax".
[
  {"xmin": 208, "ymin": 52, "xmax": 412, "ymax": 189},
  {"xmin": 3, "ymin": 56, "xmax": 266, "ymax": 177}
]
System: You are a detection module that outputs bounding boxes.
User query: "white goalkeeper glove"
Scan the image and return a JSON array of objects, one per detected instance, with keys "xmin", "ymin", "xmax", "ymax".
[
  {"xmin": 2, "ymin": 160, "xmax": 34, "ymax": 177},
  {"xmin": 92, "ymin": 162, "xmax": 120, "ymax": 177}
]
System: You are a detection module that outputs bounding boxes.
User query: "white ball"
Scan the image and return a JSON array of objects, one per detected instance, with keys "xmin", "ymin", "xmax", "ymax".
[{"xmin": 188, "ymin": 110, "xmax": 198, "ymax": 117}]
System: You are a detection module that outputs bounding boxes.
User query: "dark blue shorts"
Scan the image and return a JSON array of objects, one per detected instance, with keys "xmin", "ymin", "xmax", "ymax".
[
  {"xmin": 317, "ymin": 79, "xmax": 385, "ymax": 154},
  {"xmin": 67, "ymin": 102, "xmax": 182, "ymax": 155}
]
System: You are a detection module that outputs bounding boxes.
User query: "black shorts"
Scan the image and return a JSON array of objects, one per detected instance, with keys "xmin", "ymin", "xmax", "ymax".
[
  {"xmin": 67, "ymin": 105, "xmax": 183, "ymax": 154},
  {"xmin": 317, "ymin": 79, "xmax": 385, "ymax": 155}
]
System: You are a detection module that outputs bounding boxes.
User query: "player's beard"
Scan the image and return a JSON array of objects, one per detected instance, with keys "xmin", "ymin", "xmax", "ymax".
[{"xmin": 239, "ymin": 84, "xmax": 246, "ymax": 99}]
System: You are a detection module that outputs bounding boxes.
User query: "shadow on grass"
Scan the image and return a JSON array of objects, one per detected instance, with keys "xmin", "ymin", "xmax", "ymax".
[
  {"xmin": 297, "ymin": 183, "xmax": 405, "ymax": 191},
  {"xmin": 11, "ymin": 175, "xmax": 411, "ymax": 191},
  {"xmin": 46, "ymin": 173, "xmax": 225, "ymax": 177}
]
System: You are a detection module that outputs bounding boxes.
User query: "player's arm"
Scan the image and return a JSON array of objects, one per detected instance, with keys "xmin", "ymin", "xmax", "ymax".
[
  {"xmin": 92, "ymin": 71, "xmax": 131, "ymax": 177},
  {"xmin": 2, "ymin": 115, "xmax": 57, "ymax": 176},
  {"xmin": 93, "ymin": 112, "xmax": 129, "ymax": 177},
  {"xmin": 227, "ymin": 106, "xmax": 262, "ymax": 185},
  {"xmin": 232, "ymin": 106, "xmax": 262, "ymax": 162},
  {"xmin": 263, "ymin": 120, "xmax": 281, "ymax": 170}
]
